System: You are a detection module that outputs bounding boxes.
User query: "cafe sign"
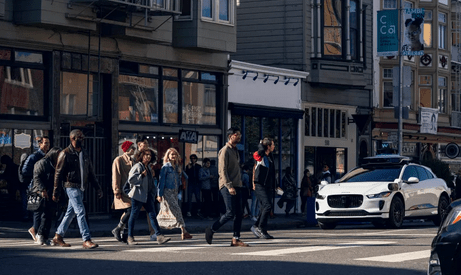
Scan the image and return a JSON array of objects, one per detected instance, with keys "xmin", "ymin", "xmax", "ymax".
[{"xmin": 179, "ymin": 130, "xmax": 198, "ymax": 144}]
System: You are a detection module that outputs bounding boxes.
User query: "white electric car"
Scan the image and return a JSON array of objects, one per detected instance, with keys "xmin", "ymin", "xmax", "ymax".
[{"xmin": 315, "ymin": 155, "xmax": 451, "ymax": 229}]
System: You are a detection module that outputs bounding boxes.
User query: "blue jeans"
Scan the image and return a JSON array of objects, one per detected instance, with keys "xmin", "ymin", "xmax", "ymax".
[
  {"xmin": 128, "ymin": 192, "xmax": 162, "ymax": 238},
  {"xmin": 56, "ymin": 188, "xmax": 91, "ymax": 242},
  {"xmin": 211, "ymin": 187, "xmax": 243, "ymax": 238}
]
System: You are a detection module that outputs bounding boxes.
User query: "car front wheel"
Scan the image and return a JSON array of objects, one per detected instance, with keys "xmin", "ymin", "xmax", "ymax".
[
  {"xmin": 432, "ymin": 195, "xmax": 450, "ymax": 226},
  {"xmin": 387, "ymin": 196, "xmax": 404, "ymax": 228}
]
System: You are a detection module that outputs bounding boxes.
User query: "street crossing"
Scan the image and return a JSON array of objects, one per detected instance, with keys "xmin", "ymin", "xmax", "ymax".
[{"xmin": 0, "ymin": 228, "xmax": 435, "ymax": 264}]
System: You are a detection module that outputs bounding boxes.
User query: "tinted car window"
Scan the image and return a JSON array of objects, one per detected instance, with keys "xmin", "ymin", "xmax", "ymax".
[
  {"xmin": 402, "ymin": 166, "xmax": 418, "ymax": 181},
  {"xmin": 415, "ymin": 166, "xmax": 429, "ymax": 181},
  {"xmin": 342, "ymin": 167, "xmax": 401, "ymax": 182}
]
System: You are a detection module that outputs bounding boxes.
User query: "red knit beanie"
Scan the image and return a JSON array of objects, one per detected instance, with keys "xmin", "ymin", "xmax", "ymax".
[{"xmin": 121, "ymin": 141, "xmax": 134, "ymax": 152}]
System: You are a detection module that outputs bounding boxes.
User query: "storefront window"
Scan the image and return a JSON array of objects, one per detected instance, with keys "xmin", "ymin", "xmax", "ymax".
[
  {"xmin": 245, "ymin": 116, "xmax": 261, "ymax": 160},
  {"xmin": 0, "ymin": 66, "xmax": 44, "ymax": 116},
  {"xmin": 118, "ymin": 75, "xmax": 158, "ymax": 122},
  {"xmin": 163, "ymin": 80, "xmax": 178, "ymax": 123},
  {"xmin": 281, "ymin": 118, "xmax": 295, "ymax": 173},
  {"xmin": 61, "ymin": 72, "xmax": 99, "ymax": 117},
  {"xmin": 182, "ymin": 82, "xmax": 216, "ymax": 125}
]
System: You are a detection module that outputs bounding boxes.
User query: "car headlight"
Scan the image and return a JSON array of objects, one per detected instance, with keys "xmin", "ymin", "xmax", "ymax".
[
  {"xmin": 366, "ymin": 191, "xmax": 392, "ymax": 199},
  {"xmin": 316, "ymin": 193, "xmax": 325, "ymax": 200},
  {"xmin": 441, "ymin": 207, "xmax": 461, "ymax": 228}
]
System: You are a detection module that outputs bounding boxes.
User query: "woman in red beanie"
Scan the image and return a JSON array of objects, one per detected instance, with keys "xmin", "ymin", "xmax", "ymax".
[{"xmin": 110, "ymin": 140, "xmax": 135, "ymax": 242}]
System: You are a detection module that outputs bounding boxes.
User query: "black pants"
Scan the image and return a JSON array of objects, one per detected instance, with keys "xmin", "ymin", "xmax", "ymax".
[
  {"xmin": 253, "ymin": 184, "xmax": 272, "ymax": 232},
  {"xmin": 38, "ymin": 202, "xmax": 57, "ymax": 240},
  {"xmin": 120, "ymin": 207, "xmax": 132, "ymax": 224},
  {"xmin": 201, "ymin": 189, "xmax": 212, "ymax": 217},
  {"xmin": 211, "ymin": 187, "xmax": 243, "ymax": 238}
]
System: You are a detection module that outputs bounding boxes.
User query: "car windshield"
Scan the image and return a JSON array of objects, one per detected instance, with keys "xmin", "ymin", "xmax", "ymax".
[{"xmin": 339, "ymin": 166, "xmax": 402, "ymax": 183}]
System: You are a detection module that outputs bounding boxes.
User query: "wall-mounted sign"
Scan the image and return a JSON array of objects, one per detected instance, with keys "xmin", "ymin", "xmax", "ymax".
[
  {"xmin": 179, "ymin": 130, "xmax": 198, "ymax": 144},
  {"xmin": 14, "ymin": 133, "xmax": 31, "ymax": 149},
  {"xmin": 420, "ymin": 107, "xmax": 438, "ymax": 134}
]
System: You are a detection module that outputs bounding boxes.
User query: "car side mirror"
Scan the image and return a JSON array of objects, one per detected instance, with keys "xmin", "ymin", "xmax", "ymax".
[
  {"xmin": 406, "ymin": 177, "xmax": 419, "ymax": 184},
  {"xmin": 388, "ymin": 183, "xmax": 399, "ymax": 191}
]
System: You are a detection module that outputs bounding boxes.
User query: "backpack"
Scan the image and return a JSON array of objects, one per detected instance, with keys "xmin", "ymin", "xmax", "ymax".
[{"xmin": 18, "ymin": 153, "xmax": 29, "ymax": 184}]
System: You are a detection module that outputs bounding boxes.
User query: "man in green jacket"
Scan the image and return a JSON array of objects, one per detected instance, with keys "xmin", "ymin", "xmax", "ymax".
[{"xmin": 205, "ymin": 127, "xmax": 249, "ymax": 247}]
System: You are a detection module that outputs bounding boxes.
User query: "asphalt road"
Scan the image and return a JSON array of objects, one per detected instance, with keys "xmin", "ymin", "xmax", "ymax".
[{"xmin": 0, "ymin": 221, "xmax": 437, "ymax": 275}]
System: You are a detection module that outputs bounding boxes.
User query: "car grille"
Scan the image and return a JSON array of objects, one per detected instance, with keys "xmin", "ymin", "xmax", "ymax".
[
  {"xmin": 323, "ymin": 210, "xmax": 370, "ymax": 216},
  {"xmin": 327, "ymin": 195, "xmax": 363, "ymax": 208}
]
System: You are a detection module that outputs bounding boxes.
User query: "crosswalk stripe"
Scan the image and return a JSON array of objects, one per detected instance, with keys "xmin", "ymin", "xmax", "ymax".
[
  {"xmin": 355, "ymin": 250, "xmax": 429, "ymax": 262},
  {"xmin": 232, "ymin": 241, "xmax": 396, "ymax": 256},
  {"xmin": 124, "ymin": 239, "xmax": 287, "ymax": 252}
]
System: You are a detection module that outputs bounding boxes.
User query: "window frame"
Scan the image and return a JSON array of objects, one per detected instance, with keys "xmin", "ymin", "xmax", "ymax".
[
  {"xmin": 201, "ymin": 0, "xmax": 234, "ymax": 25},
  {"xmin": 118, "ymin": 62, "xmax": 221, "ymax": 127},
  {"xmin": 438, "ymin": 12, "xmax": 447, "ymax": 50},
  {"xmin": 321, "ymin": 0, "xmax": 362, "ymax": 61},
  {"xmin": 0, "ymin": 48, "xmax": 49, "ymax": 121}
]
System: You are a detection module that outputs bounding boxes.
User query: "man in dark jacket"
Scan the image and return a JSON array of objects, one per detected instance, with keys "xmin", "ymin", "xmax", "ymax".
[
  {"xmin": 52, "ymin": 129, "xmax": 103, "ymax": 249},
  {"xmin": 186, "ymin": 154, "xmax": 203, "ymax": 217},
  {"xmin": 21, "ymin": 136, "xmax": 50, "ymax": 241}
]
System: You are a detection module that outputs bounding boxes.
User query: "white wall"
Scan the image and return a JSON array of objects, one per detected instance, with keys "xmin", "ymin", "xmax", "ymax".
[{"xmin": 228, "ymin": 71, "xmax": 301, "ymax": 109}]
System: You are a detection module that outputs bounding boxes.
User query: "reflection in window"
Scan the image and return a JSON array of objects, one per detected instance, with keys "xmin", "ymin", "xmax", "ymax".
[
  {"xmin": 350, "ymin": 0, "xmax": 358, "ymax": 60},
  {"xmin": 182, "ymin": 82, "xmax": 216, "ymax": 125},
  {"xmin": 0, "ymin": 66, "xmax": 44, "ymax": 116},
  {"xmin": 323, "ymin": 0, "xmax": 342, "ymax": 56},
  {"xmin": 245, "ymin": 116, "xmax": 261, "ymax": 157},
  {"xmin": 61, "ymin": 72, "xmax": 99, "ymax": 116},
  {"xmin": 423, "ymin": 23, "xmax": 432, "ymax": 48},
  {"xmin": 438, "ymin": 77, "xmax": 447, "ymax": 113},
  {"xmin": 304, "ymin": 108, "xmax": 310, "ymax": 136},
  {"xmin": 383, "ymin": 81, "xmax": 393, "ymax": 107},
  {"xmin": 118, "ymin": 75, "xmax": 158, "ymax": 122},
  {"xmin": 163, "ymin": 80, "xmax": 178, "ymax": 123},
  {"xmin": 262, "ymin": 117, "xmax": 279, "ymax": 140}
]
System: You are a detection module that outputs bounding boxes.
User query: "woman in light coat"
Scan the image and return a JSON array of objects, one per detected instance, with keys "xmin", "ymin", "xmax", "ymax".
[
  {"xmin": 157, "ymin": 148, "xmax": 193, "ymax": 240},
  {"xmin": 126, "ymin": 148, "xmax": 170, "ymax": 245}
]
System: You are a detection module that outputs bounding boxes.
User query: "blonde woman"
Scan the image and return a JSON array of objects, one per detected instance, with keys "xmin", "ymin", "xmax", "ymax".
[{"xmin": 157, "ymin": 148, "xmax": 192, "ymax": 240}]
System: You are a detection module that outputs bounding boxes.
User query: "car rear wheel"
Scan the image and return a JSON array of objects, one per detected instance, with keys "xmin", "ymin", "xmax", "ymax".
[
  {"xmin": 318, "ymin": 221, "xmax": 337, "ymax": 230},
  {"xmin": 432, "ymin": 195, "xmax": 450, "ymax": 226},
  {"xmin": 387, "ymin": 196, "xmax": 404, "ymax": 228}
]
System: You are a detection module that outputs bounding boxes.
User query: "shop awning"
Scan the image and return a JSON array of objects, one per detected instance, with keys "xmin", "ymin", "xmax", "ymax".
[{"xmin": 228, "ymin": 103, "xmax": 304, "ymax": 119}]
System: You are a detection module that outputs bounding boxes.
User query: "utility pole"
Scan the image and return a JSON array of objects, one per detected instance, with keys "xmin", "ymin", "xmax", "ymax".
[{"xmin": 398, "ymin": 0, "xmax": 403, "ymax": 155}]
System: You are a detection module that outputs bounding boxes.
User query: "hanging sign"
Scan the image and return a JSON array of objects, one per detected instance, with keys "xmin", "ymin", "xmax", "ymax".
[
  {"xmin": 377, "ymin": 10, "xmax": 399, "ymax": 56},
  {"xmin": 179, "ymin": 130, "xmax": 198, "ymax": 144}
]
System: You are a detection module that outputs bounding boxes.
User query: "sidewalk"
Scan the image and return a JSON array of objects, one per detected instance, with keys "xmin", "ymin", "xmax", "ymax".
[{"xmin": 0, "ymin": 213, "xmax": 312, "ymax": 239}]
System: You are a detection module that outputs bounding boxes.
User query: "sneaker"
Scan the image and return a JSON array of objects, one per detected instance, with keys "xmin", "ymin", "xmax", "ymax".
[
  {"xmin": 231, "ymin": 238, "xmax": 249, "ymax": 247},
  {"xmin": 149, "ymin": 234, "xmax": 157, "ymax": 241},
  {"xmin": 261, "ymin": 231, "xmax": 274, "ymax": 239},
  {"xmin": 157, "ymin": 234, "xmax": 171, "ymax": 245},
  {"xmin": 205, "ymin": 227, "xmax": 214, "ymax": 245},
  {"xmin": 82, "ymin": 239, "xmax": 99, "ymax": 249},
  {"xmin": 43, "ymin": 239, "xmax": 51, "ymax": 246},
  {"xmin": 127, "ymin": 237, "xmax": 138, "ymax": 245},
  {"xmin": 197, "ymin": 212, "xmax": 205, "ymax": 219},
  {"xmin": 186, "ymin": 212, "xmax": 192, "ymax": 217},
  {"xmin": 35, "ymin": 234, "xmax": 45, "ymax": 245},
  {"xmin": 28, "ymin": 227, "xmax": 37, "ymax": 242},
  {"xmin": 250, "ymin": 225, "xmax": 262, "ymax": 238}
]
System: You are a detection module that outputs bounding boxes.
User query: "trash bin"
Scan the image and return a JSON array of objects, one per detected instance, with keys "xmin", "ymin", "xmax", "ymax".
[{"xmin": 306, "ymin": 197, "xmax": 317, "ymax": 225}]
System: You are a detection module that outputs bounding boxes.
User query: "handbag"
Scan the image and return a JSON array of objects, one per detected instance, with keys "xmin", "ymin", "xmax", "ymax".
[{"xmin": 27, "ymin": 192, "xmax": 44, "ymax": 211}]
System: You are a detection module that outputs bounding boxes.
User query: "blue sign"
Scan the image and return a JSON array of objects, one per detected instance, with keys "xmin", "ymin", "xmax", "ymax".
[{"xmin": 377, "ymin": 10, "xmax": 399, "ymax": 56}]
